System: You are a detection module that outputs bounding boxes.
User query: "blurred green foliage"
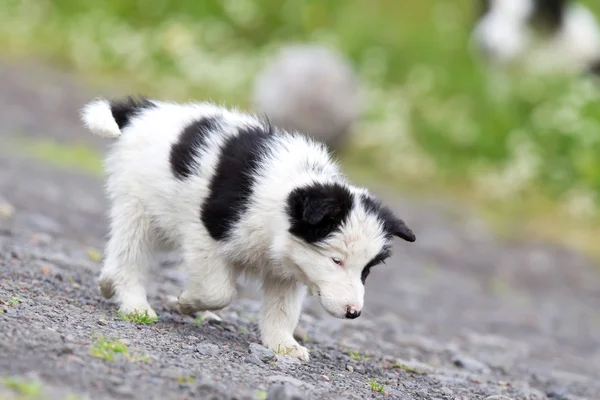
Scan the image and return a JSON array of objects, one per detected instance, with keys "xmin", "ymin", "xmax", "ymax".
[{"xmin": 2, "ymin": 0, "xmax": 600, "ymax": 222}]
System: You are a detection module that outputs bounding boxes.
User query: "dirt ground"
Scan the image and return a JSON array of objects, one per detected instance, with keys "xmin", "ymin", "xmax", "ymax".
[{"xmin": 1, "ymin": 59, "xmax": 599, "ymax": 400}]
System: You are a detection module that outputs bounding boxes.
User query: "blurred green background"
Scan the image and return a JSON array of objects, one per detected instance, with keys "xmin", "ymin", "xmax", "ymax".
[{"xmin": 2, "ymin": 0, "xmax": 600, "ymax": 254}]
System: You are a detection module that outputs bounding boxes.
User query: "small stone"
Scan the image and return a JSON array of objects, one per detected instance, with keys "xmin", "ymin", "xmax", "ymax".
[
  {"xmin": 452, "ymin": 353, "xmax": 489, "ymax": 373},
  {"xmin": 246, "ymin": 354, "xmax": 263, "ymax": 366},
  {"xmin": 196, "ymin": 343, "xmax": 219, "ymax": 356},
  {"xmin": 484, "ymin": 396, "xmax": 514, "ymax": 400},
  {"xmin": 392, "ymin": 358, "xmax": 434, "ymax": 375},
  {"xmin": 321, "ymin": 375, "xmax": 329, "ymax": 381},
  {"xmin": 249, "ymin": 343, "xmax": 277, "ymax": 363},
  {"xmin": 117, "ymin": 339, "xmax": 131, "ymax": 346},
  {"xmin": 440, "ymin": 387, "xmax": 453, "ymax": 396},
  {"xmin": 267, "ymin": 383, "xmax": 305, "ymax": 400},
  {"xmin": 266, "ymin": 375, "xmax": 314, "ymax": 389},
  {"xmin": 0, "ymin": 199, "xmax": 15, "ymax": 219},
  {"xmin": 276, "ymin": 354, "xmax": 301, "ymax": 366},
  {"xmin": 346, "ymin": 365, "xmax": 354, "ymax": 373}
]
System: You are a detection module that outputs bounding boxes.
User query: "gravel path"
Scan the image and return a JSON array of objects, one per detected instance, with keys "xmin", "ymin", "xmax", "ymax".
[{"xmin": 1, "ymin": 58, "xmax": 600, "ymax": 400}]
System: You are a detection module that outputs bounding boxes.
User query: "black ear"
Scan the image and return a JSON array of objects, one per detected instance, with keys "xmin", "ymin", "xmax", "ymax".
[
  {"xmin": 287, "ymin": 183, "xmax": 354, "ymax": 243},
  {"xmin": 360, "ymin": 194, "xmax": 416, "ymax": 243},
  {"xmin": 302, "ymin": 194, "xmax": 341, "ymax": 225},
  {"xmin": 389, "ymin": 217, "xmax": 416, "ymax": 242}
]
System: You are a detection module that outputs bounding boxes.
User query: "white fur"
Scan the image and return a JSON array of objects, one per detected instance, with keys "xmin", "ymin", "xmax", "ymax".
[
  {"xmin": 81, "ymin": 99, "xmax": 122, "ymax": 138},
  {"xmin": 471, "ymin": 0, "xmax": 600, "ymax": 74},
  {"xmin": 81, "ymin": 98, "xmax": 404, "ymax": 361}
]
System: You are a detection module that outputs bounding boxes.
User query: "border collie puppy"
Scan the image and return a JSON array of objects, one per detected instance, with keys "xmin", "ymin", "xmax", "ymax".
[
  {"xmin": 471, "ymin": 0, "xmax": 600, "ymax": 75},
  {"xmin": 80, "ymin": 97, "xmax": 415, "ymax": 360}
]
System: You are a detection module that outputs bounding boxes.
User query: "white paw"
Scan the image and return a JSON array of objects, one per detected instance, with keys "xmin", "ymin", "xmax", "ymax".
[
  {"xmin": 118, "ymin": 299, "xmax": 157, "ymax": 319},
  {"xmin": 266, "ymin": 340, "xmax": 310, "ymax": 361}
]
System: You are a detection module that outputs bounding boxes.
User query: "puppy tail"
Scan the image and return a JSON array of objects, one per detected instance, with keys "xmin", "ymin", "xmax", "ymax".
[{"xmin": 80, "ymin": 96, "xmax": 154, "ymax": 138}]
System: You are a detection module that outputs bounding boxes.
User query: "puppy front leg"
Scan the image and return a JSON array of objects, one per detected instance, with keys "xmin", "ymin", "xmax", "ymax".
[{"xmin": 261, "ymin": 278, "xmax": 309, "ymax": 361}]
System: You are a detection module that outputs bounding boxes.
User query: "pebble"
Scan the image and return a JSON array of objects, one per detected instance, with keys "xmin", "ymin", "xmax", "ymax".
[
  {"xmin": 267, "ymin": 383, "xmax": 305, "ymax": 400},
  {"xmin": 266, "ymin": 375, "xmax": 315, "ymax": 389},
  {"xmin": 249, "ymin": 343, "xmax": 277, "ymax": 363},
  {"xmin": 245, "ymin": 354, "xmax": 263, "ymax": 366},
  {"xmin": 196, "ymin": 343, "xmax": 220, "ymax": 356},
  {"xmin": 484, "ymin": 396, "xmax": 514, "ymax": 400},
  {"xmin": 392, "ymin": 358, "xmax": 435, "ymax": 375},
  {"xmin": 346, "ymin": 365, "xmax": 354, "ymax": 373},
  {"xmin": 276, "ymin": 354, "xmax": 301, "ymax": 367},
  {"xmin": 452, "ymin": 353, "xmax": 490, "ymax": 373},
  {"xmin": 0, "ymin": 198, "xmax": 15, "ymax": 219}
]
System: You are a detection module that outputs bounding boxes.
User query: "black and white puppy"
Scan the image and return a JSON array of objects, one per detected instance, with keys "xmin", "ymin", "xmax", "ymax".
[
  {"xmin": 80, "ymin": 97, "xmax": 415, "ymax": 360},
  {"xmin": 471, "ymin": 0, "xmax": 600, "ymax": 75}
]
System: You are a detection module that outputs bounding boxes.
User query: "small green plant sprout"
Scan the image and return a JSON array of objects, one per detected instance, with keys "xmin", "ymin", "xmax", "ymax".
[
  {"xmin": 126, "ymin": 352, "xmax": 151, "ymax": 363},
  {"xmin": 176, "ymin": 376, "xmax": 196, "ymax": 385},
  {"xmin": 348, "ymin": 350, "xmax": 371, "ymax": 361},
  {"xmin": 255, "ymin": 389, "xmax": 268, "ymax": 400},
  {"xmin": 89, "ymin": 336, "xmax": 129, "ymax": 361},
  {"xmin": 8, "ymin": 296, "xmax": 22, "ymax": 306},
  {"xmin": 2, "ymin": 376, "xmax": 42, "ymax": 396},
  {"xmin": 275, "ymin": 344, "xmax": 294, "ymax": 356},
  {"xmin": 369, "ymin": 379, "xmax": 385, "ymax": 393},
  {"xmin": 194, "ymin": 313, "xmax": 205, "ymax": 325},
  {"xmin": 114, "ymin": 309, "xmax": 158, "ymax": 324}
]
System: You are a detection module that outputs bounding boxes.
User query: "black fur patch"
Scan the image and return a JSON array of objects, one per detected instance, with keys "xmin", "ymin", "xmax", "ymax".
[
  {"xmin": 201, "ymin": 124, "xmax": 273, "ymax": 241},
  {"xmin": 531, "ymin": 0, "xmax": 567, "ymax": 34},
  {"xmin": 109, "ymin": 96, "xmax": 156, "ymax": 130},
  {"xmin": 588, "ymin": 60, "xmax": 600, "ymax": 76},
  {"xmin": 287, "ymin": 182, "xmax": 354, "ymax": 244},
  {"xmin": 361, "ymin": 194, "xmax": 416, "ymax": 242},
  {"xmin": 170, "ymin": 117, "xmax": 219, "ymax": 180},
  {"xmin": 477, "ymin": 0, "xmax": 492, "ymax": 18},
  {"xmin": 361, "ymin": 245, "xmax": 391, "ymax": 285}
]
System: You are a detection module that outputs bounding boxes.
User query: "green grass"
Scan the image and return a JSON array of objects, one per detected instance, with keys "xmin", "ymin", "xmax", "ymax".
[
  {"xmin": 114, "ymin": 309, "xmax": 159, "ymax": 324},
  {"xmin": 89, "ymin": 336, "xmax": 129, "ymax": 361},
  {"xmin": 275, "ymin": 344, "xmax": 294, "ymax": 356},
  {"xmin": 2, "ymin": 377, "xmax": 42, "ymax": 397},
  {"xmin": 368, "ymin": 379, "xmax": 385, "ymax": 393},
  {"xmin": 348, "ymin": 350, "xmax": 371, "ymax": 362},
  {"xmin": 2, "ymin": 0, "xmax": 600, "ymax": 254},
  {"xmin": 8, "ymin": 296, "xmax": 21, "ymax": 307}
]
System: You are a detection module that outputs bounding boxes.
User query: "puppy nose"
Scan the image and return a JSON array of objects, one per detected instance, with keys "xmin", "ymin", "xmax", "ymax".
[{"xmin": 345, "ymin": 306, "xmax": 361, "ymax": 319}]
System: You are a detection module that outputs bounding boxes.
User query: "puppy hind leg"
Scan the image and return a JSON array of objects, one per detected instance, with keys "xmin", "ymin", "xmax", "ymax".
[
  {"xmin": 177, "ymin": 248, "xmax": 237, "ymax": 316},
  {"xmin": 99, "ymin": 200, "xmax": 157, "ymax": 318}
]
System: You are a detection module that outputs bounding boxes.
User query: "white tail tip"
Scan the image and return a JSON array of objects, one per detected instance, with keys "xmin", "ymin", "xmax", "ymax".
[{"xmin": 80, "ymin": 99, "xmax": 121, "ymax": 138}]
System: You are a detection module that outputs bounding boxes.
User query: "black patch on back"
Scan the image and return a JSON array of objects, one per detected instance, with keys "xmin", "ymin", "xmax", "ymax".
[
  {"xmin": 109, "ymin": 96, "xmax": 156, "ymax": 130},
  {"xmin": 477, "ymin": 0, "xmax": 492, "ymax": 18},
  {"xmin": 361, "ymin": 245, "xmax": 391, "ymax": 285},
  {"xmin": 361, "ymin": 194, "xmax": 416, "ymax": 242},
  {"xmin": 287, "ymin": 182, "xmax": 354, "ymax": 244},
  {"xmin": 531, "ymin": 0, "xmax": 567, "ymax": 34},
  {"xmin": 588, "ymin": 60, "xmax": 600, "ymax": 77},
  {"xmin": 201, "ymin": 124, "xmax": 274, "ymax": 241},
  {"xmin": 170, "ymin": 117, "xmax": 219, "ymax": 180}
]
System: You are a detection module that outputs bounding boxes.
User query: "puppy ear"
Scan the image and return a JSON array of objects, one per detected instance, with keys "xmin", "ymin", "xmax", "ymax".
[
  {"xmin": 389, "ymin": 217, "xmax": 416, "ymax": 242},
  {"xmin": 287, "ymin": 183, "xmax": 354, "ymax": 243},
  {"xmin": 360, "ymin": 194, "xmax": 416, "ymax": 243},
  {"xmin": 302, "ymin": 196, "xmax": 341, "ymax": 225}
]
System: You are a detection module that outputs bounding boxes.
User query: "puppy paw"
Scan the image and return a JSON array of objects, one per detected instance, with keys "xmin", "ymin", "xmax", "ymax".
[
  {"xmin": 265, "ymin": 340, "xmax": 310, "ymax": 361},
  {"xmin": 98, "ymin": 276, "xmax": 116, "ymax": 299},
  {"xmin": 118, "ymin": 300, "xmax": 157, "ymax": 319}
]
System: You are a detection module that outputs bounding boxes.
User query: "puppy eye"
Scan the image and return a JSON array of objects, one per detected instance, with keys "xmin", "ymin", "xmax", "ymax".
[{"xmin": 331, "ymin": 257, "xmax": 342, "ymax": 265}]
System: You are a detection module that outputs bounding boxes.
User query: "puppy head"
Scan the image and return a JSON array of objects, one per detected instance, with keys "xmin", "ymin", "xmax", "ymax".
[
  {"xmin": 285, "ymin": 182, "xmax": 415, "ymax": 319},
  {"xmin": 471, "ymin": 0, "xmax": 535, "ymax": 64}
]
